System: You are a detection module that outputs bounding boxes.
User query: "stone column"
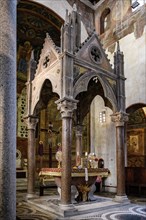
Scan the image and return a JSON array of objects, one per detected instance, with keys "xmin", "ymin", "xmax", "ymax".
[
  {"xmin": 56, "ymin": 98, "xmax": 78, "ymax": 206},
  {"xmin": 0, "ymin": 1, "xmax": 16, "ymax": 220},
  {"xmin": 75, "ymin": 125, "xmax": 83, "ymax": 166},
  {"xmin": 25, "ymin": 116, "xmax": 38, "ymax": 198},
  {"xmin": 111, "ymin": 111, "xmax": 129, "ymax": 203}
]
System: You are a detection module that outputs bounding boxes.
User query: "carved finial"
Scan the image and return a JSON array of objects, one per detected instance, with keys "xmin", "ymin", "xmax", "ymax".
[
  {"xmin": 65, "ymin": 9, "xmax": 69, "ymax": 24},
  {"xmin": 117, "ymin": 41, "xmax": 120, "ymax": 52},
  {"xmin": 73, "ymin": 3, "xmax": 77, "ymax": 11}
]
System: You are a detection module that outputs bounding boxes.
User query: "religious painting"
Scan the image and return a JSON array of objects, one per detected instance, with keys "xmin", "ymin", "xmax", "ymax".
[{"xmin": 127, "ymin": 129, "xmax": 144, "ymax": 155}]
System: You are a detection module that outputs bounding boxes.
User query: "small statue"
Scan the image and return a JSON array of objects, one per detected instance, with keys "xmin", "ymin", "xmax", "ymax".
[
  {"xmin": 38, "ymin": 141, "xmax": 44, "ymax": 169},
  {"xmin": 38, "ymin": 141, "xmax": 44, "ymax": 157}
]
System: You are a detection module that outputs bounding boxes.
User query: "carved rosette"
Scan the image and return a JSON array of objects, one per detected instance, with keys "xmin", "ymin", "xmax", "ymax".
[
  {"xmin": 111, "ymin": 111, "xmax": 129, "ymax": 127},
  {"xmin": 55, "ymin": 97, "xmax": 78, "ymax": 118},
  {"xmin": 24, "ymin": 116, "xmax": 38, "ymax": 130}
]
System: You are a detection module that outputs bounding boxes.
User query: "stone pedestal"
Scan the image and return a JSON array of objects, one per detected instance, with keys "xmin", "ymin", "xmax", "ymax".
[
  {"xmin": 114, "ymin": 195, "xmax": 130, "ymax": 204},
  {"xmin": 59, "ymin": 204, "xmax": 78, "ymax": 217}
]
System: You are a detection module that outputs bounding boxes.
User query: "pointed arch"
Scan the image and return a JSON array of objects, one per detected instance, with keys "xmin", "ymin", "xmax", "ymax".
[
  {"xmin": 73, "ymin": 71, "xmax": 118, "ymax": 114},
  {"xmin": 32, "ymin": 79, "xmax": 60, "ymax": 115}
]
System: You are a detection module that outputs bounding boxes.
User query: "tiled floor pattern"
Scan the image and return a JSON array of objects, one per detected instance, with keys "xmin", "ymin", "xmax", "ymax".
[{"xmin": 17, "ymin": 189, "xmax": 146, "ymax": 220}]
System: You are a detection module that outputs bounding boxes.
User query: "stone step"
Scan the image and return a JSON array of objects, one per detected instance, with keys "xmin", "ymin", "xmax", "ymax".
[{"xmin": 16, "ymin": 178, "xmax": 27, "ymax": 190}]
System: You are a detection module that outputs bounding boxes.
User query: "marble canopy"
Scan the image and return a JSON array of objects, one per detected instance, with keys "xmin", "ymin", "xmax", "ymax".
[{"xmin": 25, "ymin": 4, "xmax": 128, "ymax": 206}]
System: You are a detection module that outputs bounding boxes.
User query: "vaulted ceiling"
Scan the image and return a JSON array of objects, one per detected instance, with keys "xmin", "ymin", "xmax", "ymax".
[
  {"xmin": 17, "ymin": 0, "xmax": 64, "ymax": 91},
  {"xmin": 17, "ymin": 0, "xmax": 63, "ymax": 61}
]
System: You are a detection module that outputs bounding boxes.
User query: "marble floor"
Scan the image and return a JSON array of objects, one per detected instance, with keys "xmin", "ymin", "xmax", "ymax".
[{"xmin": 16, "ymin": 188, "xmax": 146, "ymax": 220}]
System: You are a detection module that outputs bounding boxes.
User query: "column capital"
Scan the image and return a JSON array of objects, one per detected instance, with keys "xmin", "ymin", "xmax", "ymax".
[
  {"xmin": 55, "ymin": 97, "xmax": 78, "ymax": 118},
  {"xmin": 111, "ymin": 111, "xmax": 129, "ymax": 126},
  {"xmin": 24, "ymin": 116, "xmax": 38, "ymax": 130}
]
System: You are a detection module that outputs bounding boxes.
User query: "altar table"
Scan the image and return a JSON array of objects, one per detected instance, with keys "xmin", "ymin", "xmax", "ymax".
[{"xmin": 39, "ymin": 167, "xmax": 110, "ymax": 202}]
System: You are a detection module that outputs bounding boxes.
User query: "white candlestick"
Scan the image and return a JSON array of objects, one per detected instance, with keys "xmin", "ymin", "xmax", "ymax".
[
  {"xmin": 85, "ymin": 168, "xmax": 88, "ymax": 182},
  {"xmin": 85, "ymin": 152, "xmax": 88, "ymax": 157}
]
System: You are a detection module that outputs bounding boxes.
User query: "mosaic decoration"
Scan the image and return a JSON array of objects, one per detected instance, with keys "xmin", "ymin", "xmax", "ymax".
[
  {"xmin": 17, "ymin": 88, "xmax": 28, "ymax": 138},
  {"xmin": 17, "ymin": 0, "xmax": 63, "ymax": 80},
  {"xmin": 128, "ymin": 108, "xmax": 146, "ymax": 125}
]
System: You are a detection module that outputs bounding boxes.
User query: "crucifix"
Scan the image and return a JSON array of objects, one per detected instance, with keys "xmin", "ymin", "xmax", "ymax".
[
  {"xmin": 48, "ymin": 122, "xmax": 60, "ymax": 167},
  {"xmin": 43, "ymin": 55, "xmax": 50, "ymax": 68}
]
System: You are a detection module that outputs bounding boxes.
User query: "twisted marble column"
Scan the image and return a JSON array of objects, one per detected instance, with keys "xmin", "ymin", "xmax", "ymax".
[{"xmin": 0, "ymin": 1, "xmax": 16, "ymax": 219}]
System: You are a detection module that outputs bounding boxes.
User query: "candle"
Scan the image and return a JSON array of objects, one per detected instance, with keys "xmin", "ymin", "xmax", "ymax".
[
  {"xmin": 85, "ymin": 152, "xmax": 88, "ymax": 157},
  {"xmin": 85, "ymin": 168, "xmax": 88, "ymax": 182}
]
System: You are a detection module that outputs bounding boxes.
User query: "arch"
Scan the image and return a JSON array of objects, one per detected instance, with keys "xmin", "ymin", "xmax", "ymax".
[
  {"xmin": 73, "ymin": 71, "xmax": 117, "ymax": 115},
  {"xmin": 17, "ymin": 0, "xmax": 63, "ymax": 70},
  {"xmin": 32, "ymin": 79, "xmax": 59, "ymax": 115},
  {"xmin": 100, "ymin": 8, "xmax": 111, "ymax": 34},
  {"xmin": 126, "ymin": 103, "xmax": 146, "ymax": 114},
  {"xmin": 31, "ymin": 71, "xmax": 61, "ymax": 115},
  {"xmin": 127, "ymin": 103, "xmax": 146, "ymax": 129}
]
